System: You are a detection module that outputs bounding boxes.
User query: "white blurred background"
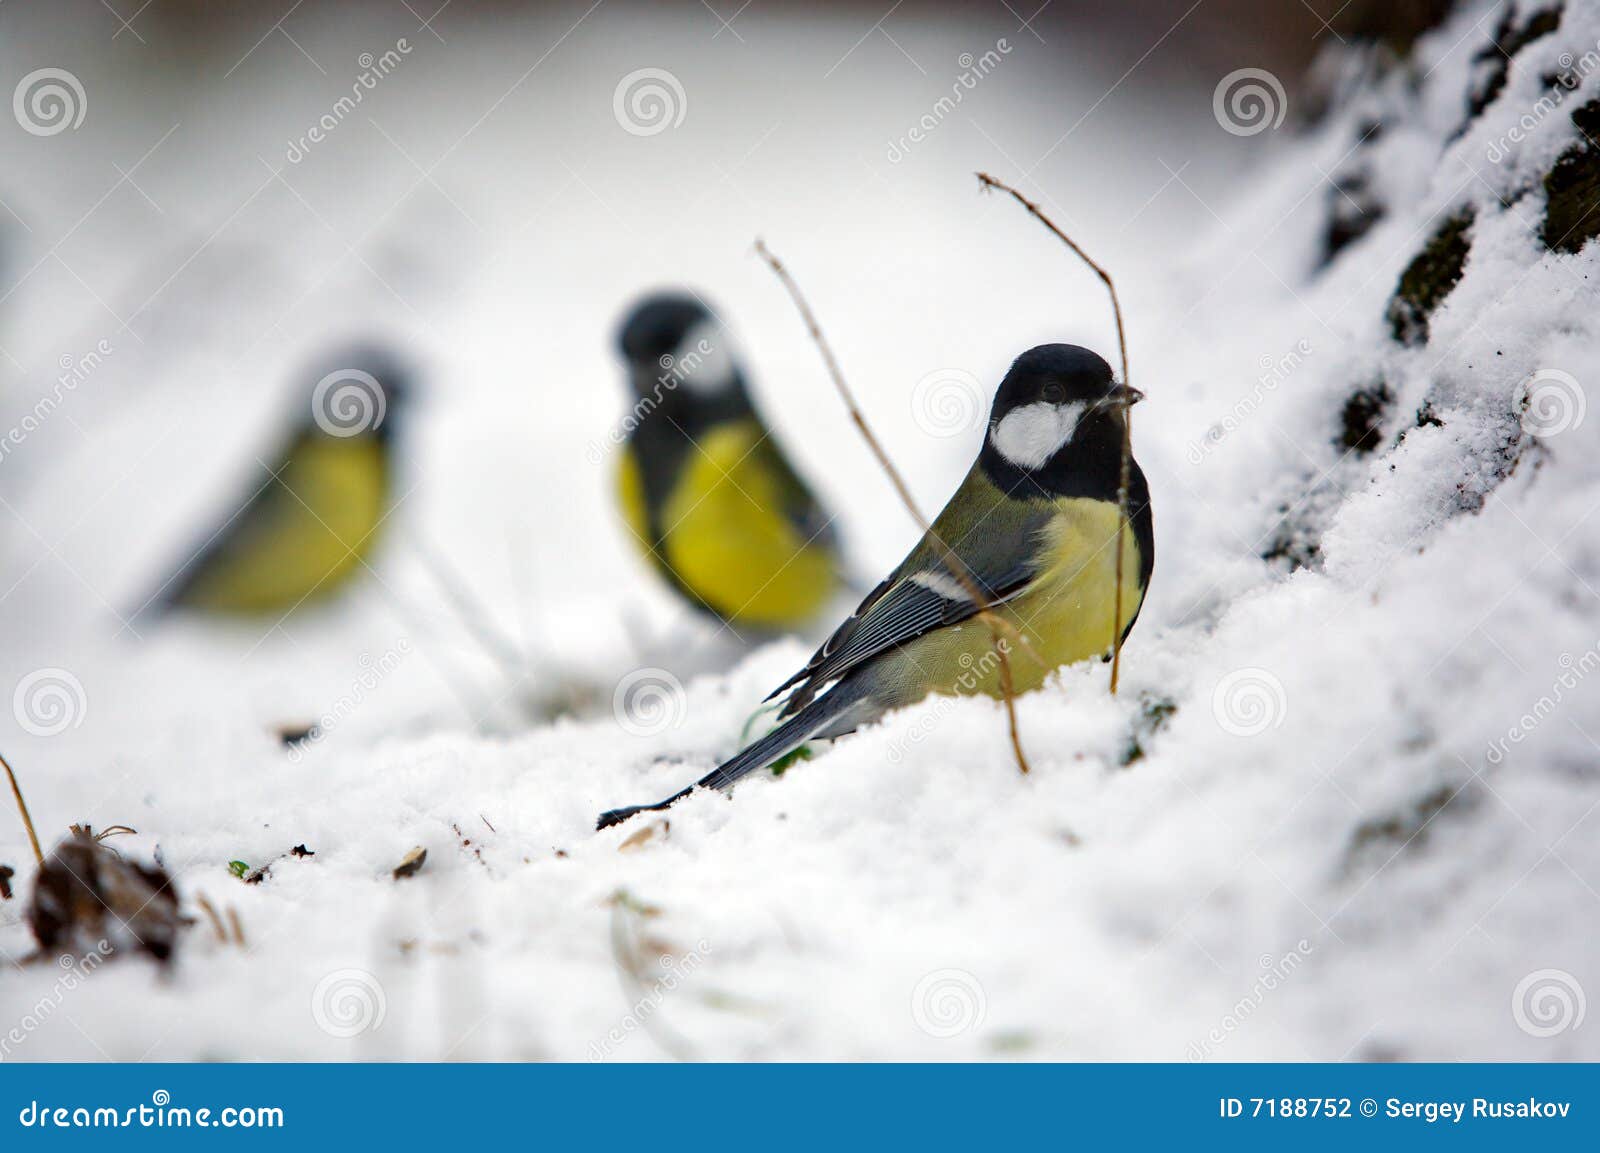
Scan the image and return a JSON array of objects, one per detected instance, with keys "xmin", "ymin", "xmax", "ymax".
[{"xmin": 0, "ymin": 0, "xmax": 1337, "ymax": 707}]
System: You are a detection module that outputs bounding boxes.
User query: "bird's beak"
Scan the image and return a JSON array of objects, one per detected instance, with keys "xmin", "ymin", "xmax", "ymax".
[{"xmin": 1095, "ymin": 384, "xmax": 1144, "ymax": 412}]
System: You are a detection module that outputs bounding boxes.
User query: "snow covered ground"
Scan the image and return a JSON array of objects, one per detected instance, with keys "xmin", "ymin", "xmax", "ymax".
[{"xmin": 1, "ymin": 0, "xmax": 1598, "ymax": 1060}]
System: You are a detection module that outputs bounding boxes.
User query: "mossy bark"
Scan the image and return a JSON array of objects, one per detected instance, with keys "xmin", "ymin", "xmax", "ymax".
[
  {"xmin": 1386, "ymin": 210, "xmax": 1473, "ymax": 345},
  {"xmin": 1465, "ymin": 5, "xmax": 1564, "ymax": 123},
  {"xmin": 1542, "ymin": 98, "xmax": 1600, "ymax": 254}
]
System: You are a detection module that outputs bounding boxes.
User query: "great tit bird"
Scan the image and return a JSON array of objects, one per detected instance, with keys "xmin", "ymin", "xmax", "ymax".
[
  {"xmin": 613, "ymin": 292, "xmax": 843, "ymax": 631},
  {"xmin": 144, "ymin": 347, "xmax": 411, "ymax": 616},
  {"xmin": 598, "ymin": 344, "xmax": 1151, "ymax": 829}
]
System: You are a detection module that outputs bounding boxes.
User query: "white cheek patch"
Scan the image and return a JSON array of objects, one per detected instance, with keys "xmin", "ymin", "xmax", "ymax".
[
  {"xmin": 675, "ymin": 319, "xmax": 737, "ymax": 395},
  {"xmin": 989, "ymin": 400, "xmax": 1087, "ymax": 469}
]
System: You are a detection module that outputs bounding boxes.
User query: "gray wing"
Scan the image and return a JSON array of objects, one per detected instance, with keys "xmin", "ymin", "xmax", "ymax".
[{"xmin": 769, "ymin": 469, "xmax": 1051, "ymax": 715}]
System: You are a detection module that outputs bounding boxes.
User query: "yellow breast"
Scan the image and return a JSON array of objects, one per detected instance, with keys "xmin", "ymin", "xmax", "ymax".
[
  {"xmin": 898, "ymin": 498, "xmax": 1145, "ymax": 699},
  {"xmin": 179, "ymin": 436, "xmax": 388, "ymax": 614},
  {"xmin": 618, "ymin": 422, "xmax": 836, "ymax": 628}
]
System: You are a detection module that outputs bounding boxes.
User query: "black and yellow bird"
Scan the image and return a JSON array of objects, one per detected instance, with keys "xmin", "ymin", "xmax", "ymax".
[
  {"xmin": 599, "ymin": 344, "xmax": 1151, "ymax": 828},
  {"xmin": 144, "ymin": 348, "xmax": 411, "ymax": 616},
  {"xmin": 613, "ymin": 292, "xmax": 843, "ymax": 631}
]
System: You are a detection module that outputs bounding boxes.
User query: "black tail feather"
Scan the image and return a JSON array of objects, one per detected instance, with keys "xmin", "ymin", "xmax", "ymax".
[
  {"xmin": 596, "ymin": 786, "xmax": 695, "ymax": 831},
  {"xmin": 595, "ymin": 683, "xmax": 866, "ymax": 830}
]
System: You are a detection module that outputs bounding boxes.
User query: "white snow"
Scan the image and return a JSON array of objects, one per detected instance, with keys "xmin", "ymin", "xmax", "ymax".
[{"xmin": 1, "ymin": 0, "xmax": 1598, "ymax": 1061}]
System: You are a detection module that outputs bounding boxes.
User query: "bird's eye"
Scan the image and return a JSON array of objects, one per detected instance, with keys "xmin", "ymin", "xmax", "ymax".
[{"xmin": 1041, "ymin": 382, "xmax": 1066, "ymax": 404}]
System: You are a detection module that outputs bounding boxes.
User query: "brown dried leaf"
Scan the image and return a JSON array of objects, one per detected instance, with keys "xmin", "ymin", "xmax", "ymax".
[
  {"xmin": 392, "ymin": 846, "xmax": 427, "ymax": 880},
  {"xmin": 618, "ymin": 820, "xmax": 667, "ymax": 853},
  {"xmin": 28, "ymin": 830, "xmax": 181, "ymax": 963}
]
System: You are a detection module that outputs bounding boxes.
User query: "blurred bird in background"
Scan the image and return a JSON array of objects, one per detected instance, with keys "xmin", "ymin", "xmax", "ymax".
[
  {"xmin": 612, "ymin": 292, "xmax": 843, "ymax": 633},
  {"xmin": 140, "ymin": 346, "xmax": 413, "ymax": 617},
  {"xmin": 599, "ymin": 344, "xmax": 1151, "ymax": 827}
]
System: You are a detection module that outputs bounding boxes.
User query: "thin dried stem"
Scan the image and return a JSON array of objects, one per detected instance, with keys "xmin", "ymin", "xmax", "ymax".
[
  {"xmin": 754, "ymin": 238, "xmax": 1032, "ymax": 775},
  {"xmin": 976, "ymin": 172, "xmax": 1135, "ymax": 694},
  {"xmin": 1, "ymin": 750, "xmax": 43, "ymax": 866},
  {"xmin": 408, "ymin": 536, "xmax": 528, "ymax": 679},
  {"xmin": 195, "ymin": 893, "xmax": 229, "ymax": 943},
  {"xmin": 370, "ymin": 580, "xmax": 496, "ymax": 729},
  {"xmin": 607, "ymin": 890, "xmax": 695, "ymax": 1059}
]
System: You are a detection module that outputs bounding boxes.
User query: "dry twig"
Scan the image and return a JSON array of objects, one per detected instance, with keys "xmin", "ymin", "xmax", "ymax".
[
  {"xmin": 754, "ymin": 238, "xmax": 1033, "ymax": 774},
  {"xmin": 195, "ymin": 893, "xmax": 229, "ymax": 943},
  {"xmin": 1, "ymin": 750, "xmax": 43, "ymax": 866},
  {"xmin": 408, "ymin": 535, "xmax": 529, "ymax": 679},
  {"xmin": 975, "ymin": 172, "xmax": 1135, "ymax": 694},
  {"xmin": 606, "ymin": 889, "xmax": 697, "ymax": 1060}
]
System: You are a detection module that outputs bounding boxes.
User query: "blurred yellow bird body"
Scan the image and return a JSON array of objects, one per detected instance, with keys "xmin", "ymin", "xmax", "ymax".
[
  {"xmin": 172, "ymin": 435, "xmax": 389, "ymax": 614},
  {"xmin": 616, "ymin": 419, "xmax": 837, "ymax": 629}
]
